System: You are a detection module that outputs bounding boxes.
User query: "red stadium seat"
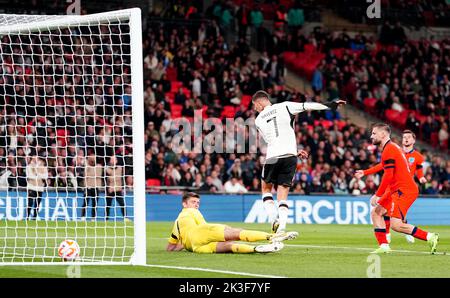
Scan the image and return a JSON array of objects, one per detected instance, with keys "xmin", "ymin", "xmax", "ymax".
[
  {"xmin": 430, "ymin": 132, "xmax": 439, "ymax": 147},
  {"xmin": 221, "ymin": 105, "xmax": 236, "ymax": 119},
  {"xmin": 337, "ymin": 120, "xmax": 347, "ymax": 130},
  {"xmin": 304, "ymin": 44, "xmax": 316, "ymax": 54},
  {"xmin": 146, "ymin": 179, "xmax": 161, "ymax": 193},
  {"xmin": 331, "ymin": 48, "xmax": 344, "ymax": 59},
  {"xmin": 166, "ymin": 92, "xmax": 175, "ymax": 102},
  {"xmin": 170, "ymin": 81, "xmax": 183, "ymax": 93},
  {"xmin": 396, "ymin": 110, "xmax": 409, "ymax": 128},
  {"xmin": 313, "ymin": 120, "xmax": 333, "ymax": 129},
  {"xmin": 56, "ymin": 128, "xmax": 68, "ymax": 146},
  {"xmin": 385, "ymin": 109, "xmax": 401, "ymax": 122},
  {"xmin": 202, "ymin": 105, "xmax": 208, "ymax": 118},
  {"xmin": 283, "ymin": 51, "xmax": 297, "ymax": 68},
  {"xmin": 166, "ymin": 67, "xmax": 178, "ymax": 81},
  {"xmin": 241, "ymin": 95, "xmax": 252, "ymax": 109},
  {"xmin": 146, "ymin": 179, "xmax": 161, "ymax": 187},
  {"xmin": 171, "ymin": 104, "xmax": 183, "ymax": 118},
  {"xmin": 363, "ymin": 97, "xmax": 378, "ymax": 114},
  {"xmin": 386, "ymin": 109, "xmax": 408, "ymax": 128},
  {"xmin": 182, "ymin": 87, "xmax": 191, "ymax": 99}
]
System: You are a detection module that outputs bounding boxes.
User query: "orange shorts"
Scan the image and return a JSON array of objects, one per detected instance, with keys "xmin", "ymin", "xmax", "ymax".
[
  {"xmin": 389, "ymin": 190, "xmax": 418, "ymax": 220},
  {"xmin": 377, "ymin": 191, "xmax": 392, "ymax": 211}
]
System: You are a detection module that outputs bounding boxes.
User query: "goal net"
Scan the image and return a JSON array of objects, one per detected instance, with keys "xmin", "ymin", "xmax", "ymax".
[{"xmin": 0, "ymin": 8, "xmax": 146, "ymax": 265}]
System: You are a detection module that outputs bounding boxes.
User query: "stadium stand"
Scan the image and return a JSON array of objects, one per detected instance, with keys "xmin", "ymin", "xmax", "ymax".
[{"xmin": 0, "ymin": 0, "xmax": 448, "ymax": 196}]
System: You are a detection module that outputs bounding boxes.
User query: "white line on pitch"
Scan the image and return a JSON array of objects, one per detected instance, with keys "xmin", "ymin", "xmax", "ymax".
[
  {"xmin": 149, "ymin": 237, "xmax": 447, "ymax": 256},
  {"xmin": 143, "ymin": 264, "xmax": 286, "ymax": 278},
  {"xmin": 284, "ymin": 244, "xmax": 448, "ymax": 256}
]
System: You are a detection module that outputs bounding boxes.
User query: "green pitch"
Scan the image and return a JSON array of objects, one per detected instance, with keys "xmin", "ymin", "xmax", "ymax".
[{"xmin": 1, "ymin": 222, "xmax": 449, "ymax": 278}]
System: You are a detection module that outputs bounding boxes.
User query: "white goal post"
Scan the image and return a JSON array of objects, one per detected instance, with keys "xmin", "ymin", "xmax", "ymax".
[{"xmin": 0, "ymin": 8, "xmax": 146, "ymax": 265}]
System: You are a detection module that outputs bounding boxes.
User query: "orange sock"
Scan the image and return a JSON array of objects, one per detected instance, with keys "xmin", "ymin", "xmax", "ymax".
[
  {"xmin": 374, "ymin": 228, "xmax": 388, "ymax": 245},
  {"xmin": 412, "ymin": 226, "xmax": 428, "ymax": 241},
  {"xmin": 383, "ymin": 216, "xmax": 391, "ymax": 234}
]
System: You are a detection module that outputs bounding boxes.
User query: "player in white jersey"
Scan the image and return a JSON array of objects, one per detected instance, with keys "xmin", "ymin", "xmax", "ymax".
[{"xmin": 252, "ymin": 90, "xmax": 346, "ymax": 233}]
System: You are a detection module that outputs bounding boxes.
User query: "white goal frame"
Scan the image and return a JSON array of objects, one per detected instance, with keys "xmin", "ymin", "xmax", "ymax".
[{"xmin": 0, "ymin": 8, "xmax": 146, "ymax": 266}]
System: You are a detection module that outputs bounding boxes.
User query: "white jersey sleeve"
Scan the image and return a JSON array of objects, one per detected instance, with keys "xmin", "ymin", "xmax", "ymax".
[{"xmin": 284, "ymin": 101, "xmax": 330, "ymax": 115}]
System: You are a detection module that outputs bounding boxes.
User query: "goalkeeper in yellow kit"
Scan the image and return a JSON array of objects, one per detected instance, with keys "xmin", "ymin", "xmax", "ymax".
[{"xmin": 166, "ymin": 192, "xmax": 298, "ymax": 253}]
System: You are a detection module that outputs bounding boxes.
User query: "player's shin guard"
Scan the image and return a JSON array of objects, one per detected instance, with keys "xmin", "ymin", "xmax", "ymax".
[
  {"xmin": 239, "ymin": 230, "xmax": 271, "ymax": 242},
  {"xmin": 231, "ymin": 243, "xmax": 257, "ymax": 253},
  {"xmin": 383, "ymin": 216, "xmax": 391, "ymax": 233},
  {"xmin": 374, "ymin": 228, "xmax": 388, "ymax": 245},
  {"xmin": 278, "ymin": 201, "xmax": 289, "ymax": 232},
  {"xmin": 411, "ymin": 226, "xmax": 428, "ymax": 241},
  {"xmin": 262, "ymin": 193, "xmax": 278, "ymax": 222}
]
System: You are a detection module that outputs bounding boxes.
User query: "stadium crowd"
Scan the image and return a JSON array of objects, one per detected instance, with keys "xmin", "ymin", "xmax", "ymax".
[
  {"xmin": 0, "ymin": 0, "xmax": 448, "ymax": 197},
  {"xmin": 0, "ymin": 23, "xmax": 133, "ymax": 191},
  {"xmin": 142, "ymin": 10, "xmax": 450, "ymax": 195},
  {"xmin": 286, "ymin": 27, "xmax": 450, "ymax": 152}
]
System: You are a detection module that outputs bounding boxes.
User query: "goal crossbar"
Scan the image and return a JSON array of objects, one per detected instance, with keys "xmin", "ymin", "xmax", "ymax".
[{"xmin": 0, "ymin": 8, "xmax": 140, "ymax": 34}]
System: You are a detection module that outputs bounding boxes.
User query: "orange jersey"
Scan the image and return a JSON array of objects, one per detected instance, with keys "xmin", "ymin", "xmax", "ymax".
[
  {"xmin": 375, "ymin": 141, "xmax": 418, "ymax": 197},
  {"xmin": 363, "ymin": 148, "xmax": 425, "ymax": 180},
  {"xmin": 404, "ymin": 149, "xmax": 425, "ymax": 179}
]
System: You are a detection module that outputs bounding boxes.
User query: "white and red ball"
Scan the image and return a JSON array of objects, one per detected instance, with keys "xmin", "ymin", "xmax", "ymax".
[{"xmin": 58, "ymin": 239, "xmax": 80, "ymax": 261}]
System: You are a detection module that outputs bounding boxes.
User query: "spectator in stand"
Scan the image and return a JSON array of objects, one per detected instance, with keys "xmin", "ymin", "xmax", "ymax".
[
  {"xmin": 250, "ymin": 3, "xmax": 264, "ymax": 51},
  {"xmin": 224, "ymin": 176, "xmax": 248, "ymax": 194},
  {"xmin": 26, "ymin": 155, "xmax": 48, "ymax": 219},
  {"xmin": 210, "ymin": 170, "xmax": 224, "ymax": 192},
  {"xmin": 349, "ymin": 176, "xmax": 366, "ymax": 194},
  {"xmin": 441, "ymin": 180, "xmax": 450, "ymax": 195},
  {"xmin": 180, "ymin": 171, "xmax": 194, "ymax": 187},
  {"xmin": 422, "ymin": 116, "xmax": 439, "ymax": 142},
  {"xmin": 81, "ymin": 154, "xmax": 102, "ymax": 220},
  {"xmin": 323, "ymin": 180, "xmax": 335, "ymax": 194},
  {"xmin": 391, "ymin": 96, "xmax": 405, "ymax": 112},
  {"xmin": 105, "ymin": 156, "xmax": 128, "ymax": 221},
  {"xmin": 192, "ymin": 173, "xmax": 204, "ymax": 189},
  {"xmin": 236, "ymin": 3, "xmax": 249, "ymax": 40},
  {"xmin": 364, "ymin": 175, "xmax": 378, "ymax": 194},
  {"xmin": 405, "ymin": 112, "xmax": 421, "ymax": 135},
  {"xmin": 311, "ymin": 63, "xmax": 324, "ymax": 96},
  {"xmin": 248, "ymin": 177, "xmax": 261, "ymax": 192},
  {"xmin": 438, "ymin": 123, "xmax": 448, "ymax": 149},
  {"xmin": 174, "ymin": 87, "xmax": 187, "ymax": 105},
  {"xmin": 266, "ymin": 54, "xmax": 285, "ymax": 85},
  {"xmin": 182, "ymin": 99, "xmax": 195, "ymax": 117},
  {"xmin": 220, "ymin": 4, "xmax": 233, "ymax": 43},
  {"xmin": 424, "ymin": 179, "xmax": 441, "ymax": 195},
  {"xmin": 199, "ymin": 176, "xmax": 218, "ymax": 193}
]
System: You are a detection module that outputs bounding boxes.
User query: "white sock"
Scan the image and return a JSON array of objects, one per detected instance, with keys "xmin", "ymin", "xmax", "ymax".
[
  {"xmin": 262, "ymin": 193, "xmax": 278, "ymax": 223},
  {"xmin": 277, "ymin": 201, "xmax": 289, "ymax": 232}
]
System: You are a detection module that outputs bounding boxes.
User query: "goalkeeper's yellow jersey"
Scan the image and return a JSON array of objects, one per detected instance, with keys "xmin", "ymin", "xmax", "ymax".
[{"xmin": 168, "ymin": 208, "xmax": 206, "ymax": 250}]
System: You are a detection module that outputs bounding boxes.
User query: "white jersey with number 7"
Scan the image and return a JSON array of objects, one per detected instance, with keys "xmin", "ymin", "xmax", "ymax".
[{"xmin": 255, "ymin": 101, "xmax": 330, "ymax": 160}]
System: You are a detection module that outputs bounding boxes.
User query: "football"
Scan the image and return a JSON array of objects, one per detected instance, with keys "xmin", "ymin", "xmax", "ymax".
[{"xmin": 58, "ymin": 239, "xmax": 80, "ymax": 261}]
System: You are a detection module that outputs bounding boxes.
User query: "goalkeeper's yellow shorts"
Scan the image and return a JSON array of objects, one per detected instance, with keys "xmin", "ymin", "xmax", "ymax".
[{"xmin": 187, "ymin": 224, "xmax": 227, "ymax": 253}]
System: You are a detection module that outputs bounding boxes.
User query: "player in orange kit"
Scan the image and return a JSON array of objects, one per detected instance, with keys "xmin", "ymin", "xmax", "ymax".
[
  {"xmin": 355, "ymin": 130, "xmax": 427, "ymax": 244},
  {"xmin": 364, "ymin": 123, "xmax": 438, "ymax": 254}
]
